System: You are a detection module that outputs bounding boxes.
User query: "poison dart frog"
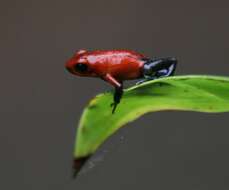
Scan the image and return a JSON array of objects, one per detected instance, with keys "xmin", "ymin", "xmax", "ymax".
[{"xmin": 65, "ymin": 49, "xmax": 177, "ymax": 113}]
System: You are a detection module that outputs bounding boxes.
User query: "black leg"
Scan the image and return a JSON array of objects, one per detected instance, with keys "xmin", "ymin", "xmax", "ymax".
[
  {"xmin": 111, "ymin": 86, "xmax": 123, "ymax": 114},
  {"xmin": 155, "ymin": 62, "xmax": 176, "ymax": 77},
  {"xmin": 143, "ymin": 57, "xmax": 177, "ymax": 78}
]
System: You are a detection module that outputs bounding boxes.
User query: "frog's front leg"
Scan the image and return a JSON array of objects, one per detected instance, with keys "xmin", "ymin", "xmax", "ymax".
[
  {"xmin": 112, "ymin": 85, "xmax": 123, "ymax": 113},
  {"xmin": 103, "ymin": 74, "xmax": 123, "ymax": 113}
]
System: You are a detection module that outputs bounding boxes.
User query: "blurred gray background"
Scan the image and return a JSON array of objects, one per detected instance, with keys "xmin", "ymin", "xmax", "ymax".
[{"xmin": 1, "ymin": 0, "xmax": 229, "ymax": 189}]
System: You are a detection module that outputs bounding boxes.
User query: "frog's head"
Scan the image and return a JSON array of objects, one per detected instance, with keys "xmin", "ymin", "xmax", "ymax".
[{"xmin": 65, "ymin": 49, "xmax": 93, "ymax": 77}]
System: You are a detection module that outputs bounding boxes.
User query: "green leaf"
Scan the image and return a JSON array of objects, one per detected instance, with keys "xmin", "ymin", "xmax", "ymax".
[{"xmin": 75, "ymin": 75, "xmax": 229, "ymax": 160}]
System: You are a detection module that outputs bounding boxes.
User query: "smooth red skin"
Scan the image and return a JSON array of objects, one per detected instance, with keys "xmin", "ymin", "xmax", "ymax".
[{"xmin": 65, "ymin": 50, "xmax": 146, "ymax": 88}]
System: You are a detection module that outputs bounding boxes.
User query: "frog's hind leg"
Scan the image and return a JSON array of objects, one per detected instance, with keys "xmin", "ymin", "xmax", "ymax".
[
  {"xmin": 136, "ymin": 57, "xmax": 177, "ymax": 85},
  {"xmin": 143, "ymin": 57, "xmax": 177, "ymax": 77}
]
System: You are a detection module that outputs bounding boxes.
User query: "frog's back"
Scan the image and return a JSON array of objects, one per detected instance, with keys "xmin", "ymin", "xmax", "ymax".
[
  {"xmin": 84, "ymin": 50, "xmax": 145, "ymax": 79},
  {"xmin": 85, "ymin": 50, "xmax": 145, "ymax": 60}
]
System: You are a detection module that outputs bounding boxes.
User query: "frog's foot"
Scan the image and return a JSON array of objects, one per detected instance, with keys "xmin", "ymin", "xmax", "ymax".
[
  {"xmin": 110, "ymin": 102, "xmax": 118, "ymax": 114},
  {"xmin": 136, "ymin": 77, "xmax": 156, "ymax": 85}
]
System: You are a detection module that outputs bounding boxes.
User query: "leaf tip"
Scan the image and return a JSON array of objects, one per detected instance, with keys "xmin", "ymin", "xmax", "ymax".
[{"xmin": 72, "ymin": 156, "xmax": 91, "ymax": 178}]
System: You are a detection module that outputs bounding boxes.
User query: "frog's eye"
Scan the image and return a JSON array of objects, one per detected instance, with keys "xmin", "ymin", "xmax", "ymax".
[{"xmin": 74, "ymin": 63, "xmax": 88, "ymax": 73}]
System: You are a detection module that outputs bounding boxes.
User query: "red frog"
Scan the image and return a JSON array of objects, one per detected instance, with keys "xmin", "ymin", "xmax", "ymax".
[{"xmin": 65, "ymin": 49, "xmax": 177, "ymax": 113}]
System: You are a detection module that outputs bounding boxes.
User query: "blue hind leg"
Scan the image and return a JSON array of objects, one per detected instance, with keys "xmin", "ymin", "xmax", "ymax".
[{"xmin": 136, "ymin": 57, "xmax": 177, "ymax": 85}]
